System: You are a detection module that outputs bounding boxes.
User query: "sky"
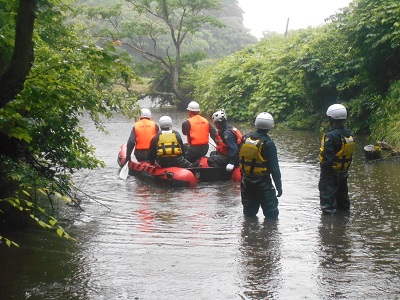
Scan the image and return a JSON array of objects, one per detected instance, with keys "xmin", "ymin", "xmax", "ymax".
[{"xmin": 237, "ymin": 0, "xmax": 352, "ymax": 38}]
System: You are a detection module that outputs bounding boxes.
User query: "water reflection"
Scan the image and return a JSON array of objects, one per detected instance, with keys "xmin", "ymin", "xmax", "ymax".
[
  {"xmin": 2, "ymin": 111, "xmax": 400, "ymax": 298},
  {"xmin": 239, "ymin": 217, "xmax": 282, "ymax": 299},
  {"xmin": 317, "ymin": 212, "xmax": 353, "ymax": 298},
  {"xmin": 0, "ymin": 227, "xmax": 89, "ymax": 300}
]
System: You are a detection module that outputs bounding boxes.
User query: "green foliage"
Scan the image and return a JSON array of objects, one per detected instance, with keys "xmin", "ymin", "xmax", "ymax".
[
  {"xmin": 0, "ymin": 1, "xmax": 138, "ymax": 245},
  {"xmin": 334, "ymin": 0, "xmax": 400, "ymax": 92},
  {"xmin": 250, "ymin": 34, "xmax": 306, "ymax": 120},
  {"xmin": 76, "ymin": 0, "xmax": 226, "ymax": 105},
  {"xmin": 3, "ymin": 186, "xmax": 77, "ymax": 246},
  {"xmin": 194, "ymin": 50, "xmax": 260, "ymax": 121},
  {"xmin": 193, "ymin": 0, "xmax": 400, "ymax": 144},
  {"xmin": 0, "ymin": 0, "xmax": 17, "ymax": 70},
  {"xmin": 2, "ymin": 16, "xmax": 138, "ymax": 171},
  {"xmin": 194, "ymin": 34, "xmax": 307, "ymax": 122},
  {"xmin": 295, "ymin": 25, "xmax": 359, "ymax": 112},
  {"xmin": 369, "ymin": 80, "xmax": 400, "ymax": 144},
  {"xmin": 0, "ymin": 235, "xmax": 19, "ymax": 248},
  {"xmin": 74, "ymin": 0, "xmax": 256, "ymax": 106}
]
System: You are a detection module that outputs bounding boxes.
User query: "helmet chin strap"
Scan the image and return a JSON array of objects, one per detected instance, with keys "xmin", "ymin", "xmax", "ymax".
[{"xmin": 216, "ymin": 121, "xmax": 226, "ymax": 129}]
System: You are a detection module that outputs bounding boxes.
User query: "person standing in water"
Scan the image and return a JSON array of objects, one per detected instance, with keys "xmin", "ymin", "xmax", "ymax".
[
  {"xmin": 239, "ymin": 112, "xmax": 282, "ymax": 219},
  {"xmin": 319, "ymin": 104, "xmax": 356, "ymax": 214}
]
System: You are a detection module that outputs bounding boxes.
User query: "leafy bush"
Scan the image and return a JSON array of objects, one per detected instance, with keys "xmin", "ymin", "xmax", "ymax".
[{"xmin": 370, "ymin": 80, "xmax": 400, "ymax": 144}]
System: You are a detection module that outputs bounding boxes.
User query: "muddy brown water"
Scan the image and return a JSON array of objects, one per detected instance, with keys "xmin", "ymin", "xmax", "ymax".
[{"xmin": 1, "ymin": 108, "xmax": 399, "ymax": 299}]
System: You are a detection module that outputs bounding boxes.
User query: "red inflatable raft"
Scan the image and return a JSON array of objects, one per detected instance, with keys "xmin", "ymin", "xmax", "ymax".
[{"xmin": 117, "ymin": 144, "xmax": 241, "ymax": 188}]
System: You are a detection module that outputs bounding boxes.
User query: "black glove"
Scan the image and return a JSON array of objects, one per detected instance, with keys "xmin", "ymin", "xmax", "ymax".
[{"xmin": 276, "ymin": 189, "xmax": 282, "ymax": 198}]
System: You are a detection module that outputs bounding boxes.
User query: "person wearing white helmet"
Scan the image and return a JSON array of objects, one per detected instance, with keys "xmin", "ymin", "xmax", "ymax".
[
  {"xmin": 238, "ymin": 112, "xmax": 282, "ymax": 219},
  {"xmin": 181, "ymin": 101, "xmax": 217, "ymax": 163},
  {"xmin": 208, "ymin": 109, "xmax": 243, "ymax": 172},
  {"xmin": 148, "ymin": 116, "xmax": 194, "ymax": 168},
  {"xmin": 126, "ymin": 108, "xmax": 160, "ymax": 163},
  {"xmin": 319, "ymin": 103, "xmax": 355, "ymax": 214}
]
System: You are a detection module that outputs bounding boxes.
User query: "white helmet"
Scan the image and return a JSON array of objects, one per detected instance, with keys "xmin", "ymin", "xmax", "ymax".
[
  {"xmin": 212, "ymin": 109, "xmax": 227, "ymax": 122},
  {"xmin": 140, "ymin": 108, "xmax": 151, "ymax": 119},
  {"xmin": 159, "ymin": 116, "xmax": 172, "ymax": 130},
  {"xmin": 255, "ymin": 112, "xmax": 274, "ymax": 130},
  {"xmin": 326, "ymin": 104, "xmax": 347, "ymax": 119},
  {"xmin": 187, "ymin": 101, "xmax": 200, "ymax": 112}
]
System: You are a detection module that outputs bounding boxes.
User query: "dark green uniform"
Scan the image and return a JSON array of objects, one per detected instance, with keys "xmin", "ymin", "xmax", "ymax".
[
  {"xmin": 239, "ymin": 130, "xmax": 282, "ymax": 218},
  {"xmin": 319, "ymin": 126, "xmax": 355, "ymax": 213}
]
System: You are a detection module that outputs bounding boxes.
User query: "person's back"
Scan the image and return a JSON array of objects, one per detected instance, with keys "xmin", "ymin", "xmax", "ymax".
[
  {"xmin": 239, "ymin": 112, "xmax": 282, "ymax": 219},
  {"xmin": 149, "ymin": 116, "xmax": 194, "ymax": 168},
  {"xmin": 319, "ymin": 127, "xmax": 355, "ymax": 174},
  {"xmin": 319, "ymin": 104, "xmax": 355, "ymax": 214},
  {"xmin": 134, "ymin": 118, "xmax": 158, "ymax": 150},
  {"xmin": 181, "ymin": 101, "xmax": 217, "ymax": 162},
  {"xmin": 186, "ymin": 114, "xmax": 210, "ymax": 145},
  {"xmin": 126, "ymin": 108, "xmax": 159, "ymax": 162}
]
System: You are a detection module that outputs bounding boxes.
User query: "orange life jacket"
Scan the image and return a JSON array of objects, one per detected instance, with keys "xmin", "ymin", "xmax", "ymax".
[
  {"xmin": 134, "ymin": 118, "xmax": 157, "ymax": 150},
  {"xmin": 216, "ymin": 127, "xmax": 243, "ymax": 155},
  {"xmin": 187, "ymin": 115, "xmax": 210, "ymax": 145}
]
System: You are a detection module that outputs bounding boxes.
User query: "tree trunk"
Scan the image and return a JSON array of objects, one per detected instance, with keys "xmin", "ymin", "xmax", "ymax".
[{"xmin": 0, "ymin": 0, "xmax": 37, "ymax": 109}]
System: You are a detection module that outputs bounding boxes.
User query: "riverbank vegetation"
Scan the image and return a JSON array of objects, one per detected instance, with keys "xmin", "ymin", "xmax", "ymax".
[
  {"xmin": 192, "ymin": 0, "xmax": 400, "ymax": 145},
  {"xmin": 0, "ymin": 0, "xmax": 139, "ymax": 246}
]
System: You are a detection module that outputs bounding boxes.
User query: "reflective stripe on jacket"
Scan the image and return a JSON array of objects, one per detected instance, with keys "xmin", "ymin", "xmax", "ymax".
[{"xmin": 134, "ymin": 119, "xmax": 157, "ymax": 150}]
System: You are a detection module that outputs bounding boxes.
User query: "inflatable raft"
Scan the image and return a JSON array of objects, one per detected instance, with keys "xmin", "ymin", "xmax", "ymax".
[{"xmin": 117, "ymin": 144, "xmax": 241, "ymax": 187}]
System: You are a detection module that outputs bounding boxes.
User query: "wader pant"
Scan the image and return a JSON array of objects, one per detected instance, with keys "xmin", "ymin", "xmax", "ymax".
[
  {"xmin": 319, "ymin": 171, "xmax": 350, "ymax": 214},
  {"xmin": 134, "ymin": 149, "xmax": 151, "ymax": 162},
  {"xmin": 241, "ymin": 176, "xmax": 279, "ymax": 219},
  {"xmin": 184, "ymin": 144, "xmax": 209, "ymax": 163}
]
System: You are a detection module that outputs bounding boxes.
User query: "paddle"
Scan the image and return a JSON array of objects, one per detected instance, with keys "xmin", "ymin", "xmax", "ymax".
[
  {"xmin": 209, "ymin": 140, "xmax": 216, "ymax": 148},
  {"xmin": 119, "ymin": 162, "xmax": 129, "ymax": 180}
]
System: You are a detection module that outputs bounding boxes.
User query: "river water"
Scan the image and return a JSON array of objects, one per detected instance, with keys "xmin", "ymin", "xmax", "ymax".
[{"xmin": 1, "ymin": 107, "xmax": 400, "ymax": 299}]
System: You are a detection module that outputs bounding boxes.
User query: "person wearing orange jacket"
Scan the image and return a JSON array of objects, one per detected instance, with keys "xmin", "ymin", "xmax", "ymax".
[
  {"xmin": 181, "ymin": 101, "xmax": 217, "ymax": 163},
  {"xmin": 126, "ymin": 108, "xmax": 159, "ymax": 163},
  {"xmin": 208, "ymin": 109, "xmax": 243, "ymax": 171}
]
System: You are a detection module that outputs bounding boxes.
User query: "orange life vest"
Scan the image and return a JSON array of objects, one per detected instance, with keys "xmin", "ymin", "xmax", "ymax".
[
  {"xmin": 216, "ymin": 127, "xmax": 243, "ymax": 155},
  {"xmin": 187, "ymin": 115, "xmax": 210, "ymax": 145},
  {"xmin": 134, "ymin": 119, "xmax": 157, "ymax": 150}
]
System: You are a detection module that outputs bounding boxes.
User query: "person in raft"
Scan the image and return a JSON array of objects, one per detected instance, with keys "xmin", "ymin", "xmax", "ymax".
[
  {"xmin": 148, "ymin": 116, "xmax": 195, "ymax": 168},
  {"xmin": 239, "ymin": 112, "xmax": 282, "ymax": 219},
  {"xmin": 319, "ymin": 104, "xmax": 356, "ymax": 214},
  {"xmin": 181, "ymin": 101, "xmax": 217, "ymax": 163},
  {"xmin": 126, "ymin": 108, "xmax": 159, "ymax": 163},
  {"xmin": 207, "ymin": 109, "xmax": 243, "ymax": 172}
]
